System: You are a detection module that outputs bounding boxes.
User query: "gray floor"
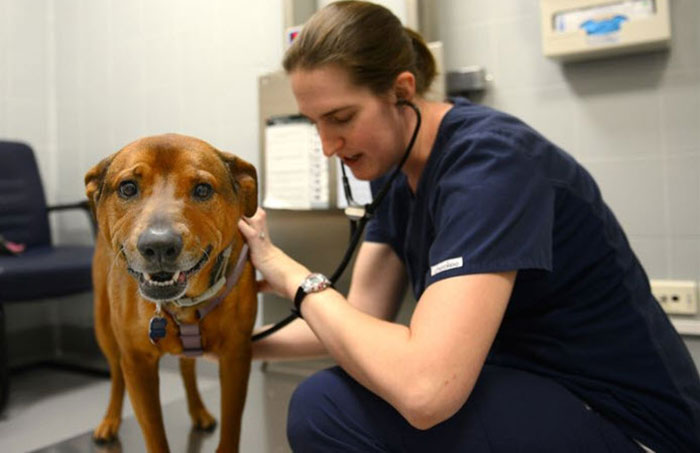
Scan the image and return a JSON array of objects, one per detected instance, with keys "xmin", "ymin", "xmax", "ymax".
[
  {"xmin": 0, "ymin": 357, "xmax": 309, "ymax": 453},
  {"xmin": 4, "ymin": 343, "xmax": 700, "ymax": 453}
]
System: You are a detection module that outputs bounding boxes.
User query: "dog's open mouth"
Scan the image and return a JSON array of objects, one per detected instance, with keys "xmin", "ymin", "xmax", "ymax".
[{"xmin": 128, "ymin": 246, "xmax": 212, "ymax": 301}]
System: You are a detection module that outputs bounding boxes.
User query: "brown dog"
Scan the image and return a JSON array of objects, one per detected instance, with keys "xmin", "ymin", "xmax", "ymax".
[{"xmin": 85, "ymin": 134, "xmax": 258, "ymax": 452}]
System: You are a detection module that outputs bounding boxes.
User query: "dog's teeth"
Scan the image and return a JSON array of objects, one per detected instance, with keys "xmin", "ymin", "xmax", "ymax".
[
  {"xmin": 172, "ymin": 271, "xmax": 180, "ymax": 282},
  {"xmin": 144, "ymin": 273, "xmax": 152, "ymax": 282}
]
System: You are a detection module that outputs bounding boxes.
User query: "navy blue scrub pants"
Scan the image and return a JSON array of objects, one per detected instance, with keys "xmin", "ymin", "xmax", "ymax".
[{"xmin": 287, "ymin": 365, "xmax": 643, "ymax": 452}]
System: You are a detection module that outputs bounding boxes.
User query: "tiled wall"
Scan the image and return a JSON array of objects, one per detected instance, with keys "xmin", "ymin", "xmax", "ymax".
[
  {"xmin": 1, "ymin": 0, "xmax": 284, "ymax": 244},
  {"xmin": 54, "ymin": 0, "xmax": 284, "ymax": 243},
  {"xmin": 0, "ymin": 0, "xmax": 55, "ymax": 199},
  {"xmin": 437, "ymin": 0, "xmax": 700, "ymax": 282}
]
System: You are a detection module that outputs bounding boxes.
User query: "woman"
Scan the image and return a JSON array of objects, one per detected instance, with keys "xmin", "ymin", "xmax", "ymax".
[{"xmin": 239, "ymin": 2, "xmax": 700, "ymax": 451}]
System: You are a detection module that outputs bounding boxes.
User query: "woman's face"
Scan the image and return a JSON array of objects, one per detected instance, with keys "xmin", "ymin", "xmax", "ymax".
[{"xmin": 290, "ymin": 64, "xmax": 406, "ymax": 181}]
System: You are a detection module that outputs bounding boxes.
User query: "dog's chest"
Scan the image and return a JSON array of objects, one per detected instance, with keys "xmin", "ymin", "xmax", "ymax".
[
  {"xmin": 131, "ymin": 303, "xmax": 205, "ymax": 354},
  {"xmin": 165, "ymin": 305, "xmax": 199, "ymax": 324},
  {"xmin": 161, "ymin": 306, "xmax": 216, "ymax": 356}
]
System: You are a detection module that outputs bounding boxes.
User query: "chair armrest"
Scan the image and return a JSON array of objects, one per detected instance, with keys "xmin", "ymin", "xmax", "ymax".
[{"xmin": 47, "ymin": 200, "xmax": 97, "ymax": 237}]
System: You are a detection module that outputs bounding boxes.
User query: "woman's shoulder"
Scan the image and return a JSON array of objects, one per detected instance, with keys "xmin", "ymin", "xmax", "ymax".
[
  {"xmin": 433, "ymin": 98, "xmax": 573, "ymax": 174},
  {"xmin": 440, "ymin": 98, "xmax": 541, "ymax": 147},
  {"xmin": 420, "ymin": 101, "xmax": 564, "ymax": 197}
]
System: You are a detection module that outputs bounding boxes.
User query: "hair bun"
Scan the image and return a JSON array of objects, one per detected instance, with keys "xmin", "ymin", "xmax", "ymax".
[{"xmin": 283, "ymin": 1, "xmax": 436, "ymax": 96}]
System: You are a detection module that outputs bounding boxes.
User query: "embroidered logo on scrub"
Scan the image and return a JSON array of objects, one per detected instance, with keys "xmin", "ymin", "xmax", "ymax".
[{"xmin": 430, "ymin": 257, "xmax": 464, "ymax": 276}]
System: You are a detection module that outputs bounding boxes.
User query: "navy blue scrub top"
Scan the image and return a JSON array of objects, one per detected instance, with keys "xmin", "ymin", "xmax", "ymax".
[{"xmin": 365, "ymin": 97, "xmax": 700, "ymax": 452}]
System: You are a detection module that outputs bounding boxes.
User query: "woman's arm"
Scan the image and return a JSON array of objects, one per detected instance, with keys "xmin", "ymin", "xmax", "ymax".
[
  {"xmin": 301, "ymin": 270, "xmax": 515, "ymax": 429},
  {"xmin": 241, "ymin": 209, "xmax": 514, "ymax": 429},
  {"xmin": 249, "ymin": 228, "xmax": 408, "ymax": 360},
  {"xmin": 346, "ymin": 242, "xmax": 407, "ymax": 319}
]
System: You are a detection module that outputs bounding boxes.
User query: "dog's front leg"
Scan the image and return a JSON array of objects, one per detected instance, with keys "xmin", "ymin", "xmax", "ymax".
[
  {"xmin": 121, "ymin": 353, "xmax": 169, "ymax": 453},
  {"xmin": 216, "ymin": 347, "xmax": 252, "ymax": 453}
]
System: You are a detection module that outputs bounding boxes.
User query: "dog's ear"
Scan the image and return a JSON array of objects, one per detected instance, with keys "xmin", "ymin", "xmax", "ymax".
[
  {"xmin": 84, "ymin": 154, "xmax": 114, "ymax": 216},
  {"xmin": 219, "ymin": 152, "xmax": 258, "ymax": 217}
]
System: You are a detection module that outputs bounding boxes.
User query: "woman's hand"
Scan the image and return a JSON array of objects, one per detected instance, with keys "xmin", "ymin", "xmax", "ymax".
[{"xmin": 238, "ymin": 207, "xmax": 310, "ymax": 299}]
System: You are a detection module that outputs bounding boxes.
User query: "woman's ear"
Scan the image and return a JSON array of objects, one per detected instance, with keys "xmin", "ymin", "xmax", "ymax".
[{"xmin": 393, "ymin": 71, "xmax": 416, "ymax": 102}]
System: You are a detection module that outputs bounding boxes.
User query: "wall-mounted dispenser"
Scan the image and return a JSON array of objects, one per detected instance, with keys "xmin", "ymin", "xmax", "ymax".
[{"xmin": 540, "ymin": 0, "xmax": 671, "ymax": 62}]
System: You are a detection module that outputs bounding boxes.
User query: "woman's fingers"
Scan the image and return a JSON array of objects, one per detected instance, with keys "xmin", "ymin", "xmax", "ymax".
[
  {"xmin": 239, "ymin": 208, "xmax": 280, "ymax": 288},
  {"xmin": 238, "ymin": 217, "xmax": 256, "ymax": 241},
  {"xmin": 256, "ymin": 279, "xmax": 275, "ymax": 294},
  {"xmin": 238, "ymin": 207, "xmax": 309, "ymax": 299},
  {"xmin": 239, "ymin": 207, "xmax": 270, "ymax": 243}
]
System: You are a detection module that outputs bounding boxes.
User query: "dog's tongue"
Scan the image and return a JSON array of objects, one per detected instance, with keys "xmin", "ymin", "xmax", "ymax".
[{"xmin": 178, "ymin": 272, "xmax": 186, "ymax": 283}]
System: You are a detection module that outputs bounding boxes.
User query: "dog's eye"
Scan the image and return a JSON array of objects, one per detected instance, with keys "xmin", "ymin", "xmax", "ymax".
[
  {"xmin": 193, "ymin": 183, "xmax": 213, "ymax": 201},
  {"xmin": 118, "ymin": 181, "xmax": 138, "ymax": 199}
]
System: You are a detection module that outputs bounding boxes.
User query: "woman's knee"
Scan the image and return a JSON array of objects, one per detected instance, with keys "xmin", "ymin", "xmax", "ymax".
[
  {"xmin": 287, "ymin": 367, "xmax": 402, "ymax": 452},
  {"xmin": 286, "ymin": 367, "xmax": 350, "ymax": 450}
]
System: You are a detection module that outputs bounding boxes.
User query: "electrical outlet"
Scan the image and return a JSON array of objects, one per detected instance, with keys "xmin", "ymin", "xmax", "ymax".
[{"xmin": 650, "ymin": 280, "xmax": 698, "ymax": 315}]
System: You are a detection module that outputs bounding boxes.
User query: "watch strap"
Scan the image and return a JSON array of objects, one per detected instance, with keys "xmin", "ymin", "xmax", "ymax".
[
  {"xmin": 293, "ymin": 285, "xmax": 306, "ymax": 317},
  {"xmin": 293, "ymin": 273, "xmax": 331, "ymax": 319}
]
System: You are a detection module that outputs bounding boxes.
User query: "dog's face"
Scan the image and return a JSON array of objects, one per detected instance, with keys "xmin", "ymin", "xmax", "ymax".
[{"xmin": 85, "ymin": 134, "xmax": 257, "ymax": 302}]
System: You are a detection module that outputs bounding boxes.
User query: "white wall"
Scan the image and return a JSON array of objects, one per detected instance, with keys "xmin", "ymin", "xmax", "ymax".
[
  {"xmin": 0, "ymin": 0, "xmax": 56, "ymax": 200},
  {"xmin": 437, "ymin": 0, "xmax": 700, "ymax": 283},
  {"xmin": 1, "ymin": 0, "xmax": 284, "ymax": 243},
  {"xmin": 56, "ymin": 0, "xmax": 284, "ymax": 242}
]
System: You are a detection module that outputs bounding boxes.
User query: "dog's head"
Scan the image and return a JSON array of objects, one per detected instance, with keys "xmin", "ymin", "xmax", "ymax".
[{"xmin": 85, "ymin": 134, "xmax": 257, "ymax": 302}]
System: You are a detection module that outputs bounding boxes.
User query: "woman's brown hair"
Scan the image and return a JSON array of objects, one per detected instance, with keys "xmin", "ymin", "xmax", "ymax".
[{"xmin": 283, "ymin": 1, "xmax": 436, "ymax": 96}]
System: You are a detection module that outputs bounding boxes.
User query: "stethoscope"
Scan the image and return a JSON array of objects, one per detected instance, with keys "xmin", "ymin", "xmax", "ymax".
[{"xmin": 251, "ymin": 99, "xmax": 421, "ymax": 342}]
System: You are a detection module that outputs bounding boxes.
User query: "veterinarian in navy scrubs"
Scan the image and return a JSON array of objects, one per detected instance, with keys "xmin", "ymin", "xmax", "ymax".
[{"xmin": 239, "ymin": 2, "xmax": 700, "ymax": 451}]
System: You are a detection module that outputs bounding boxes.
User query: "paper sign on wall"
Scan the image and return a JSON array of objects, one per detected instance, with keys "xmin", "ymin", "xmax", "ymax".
[{"xmin": 263, "ymin": 116, "xmax": 329, "ymax": 210}]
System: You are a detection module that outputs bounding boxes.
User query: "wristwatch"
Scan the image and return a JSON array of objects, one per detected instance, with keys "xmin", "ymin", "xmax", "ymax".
[{"xmin": 293, "ymin": 273, "xmax": 332, "ymax": 318}]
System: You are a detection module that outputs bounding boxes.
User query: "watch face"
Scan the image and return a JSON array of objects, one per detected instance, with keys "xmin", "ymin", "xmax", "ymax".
[{"xmin": 303, "ymin": 273, "xmax": 330, "ymax": 292}]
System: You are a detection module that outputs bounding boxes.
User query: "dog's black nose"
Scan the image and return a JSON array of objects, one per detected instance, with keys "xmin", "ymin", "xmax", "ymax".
[{"xmin": 137, "ymin": 227, "xmax": 183, "ymax": 265}]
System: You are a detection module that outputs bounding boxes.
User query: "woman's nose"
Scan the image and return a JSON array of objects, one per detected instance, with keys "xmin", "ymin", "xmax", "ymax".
[{"xmin": 318, "ymin": 129, "xmax": 344, "ymax": 157}]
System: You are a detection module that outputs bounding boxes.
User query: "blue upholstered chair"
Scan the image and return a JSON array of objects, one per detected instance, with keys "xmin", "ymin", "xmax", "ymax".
[{"xmin": 0, "ymin": 140, "xmax": 95, "ymax": 414}]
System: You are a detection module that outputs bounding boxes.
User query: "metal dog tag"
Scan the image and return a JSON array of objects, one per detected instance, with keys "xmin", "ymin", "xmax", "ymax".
[{"xmin": 149, "ymin": 316, "xmax": 168, "ymax": 344}]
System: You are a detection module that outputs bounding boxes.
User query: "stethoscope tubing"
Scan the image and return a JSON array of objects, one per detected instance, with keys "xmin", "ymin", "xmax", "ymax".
[{"xmin": 252, "ymin": 100, "xmax": 421, "ymax": 342}]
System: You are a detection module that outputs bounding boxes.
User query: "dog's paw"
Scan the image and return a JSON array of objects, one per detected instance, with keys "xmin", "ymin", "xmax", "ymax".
[
  {"xmin": 93, "ymin": 418, "xmax": 121, "ymax": 444},
  {"xmin": 192, "ymin": 409, "xmax": 217, "ymax": 432}
]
